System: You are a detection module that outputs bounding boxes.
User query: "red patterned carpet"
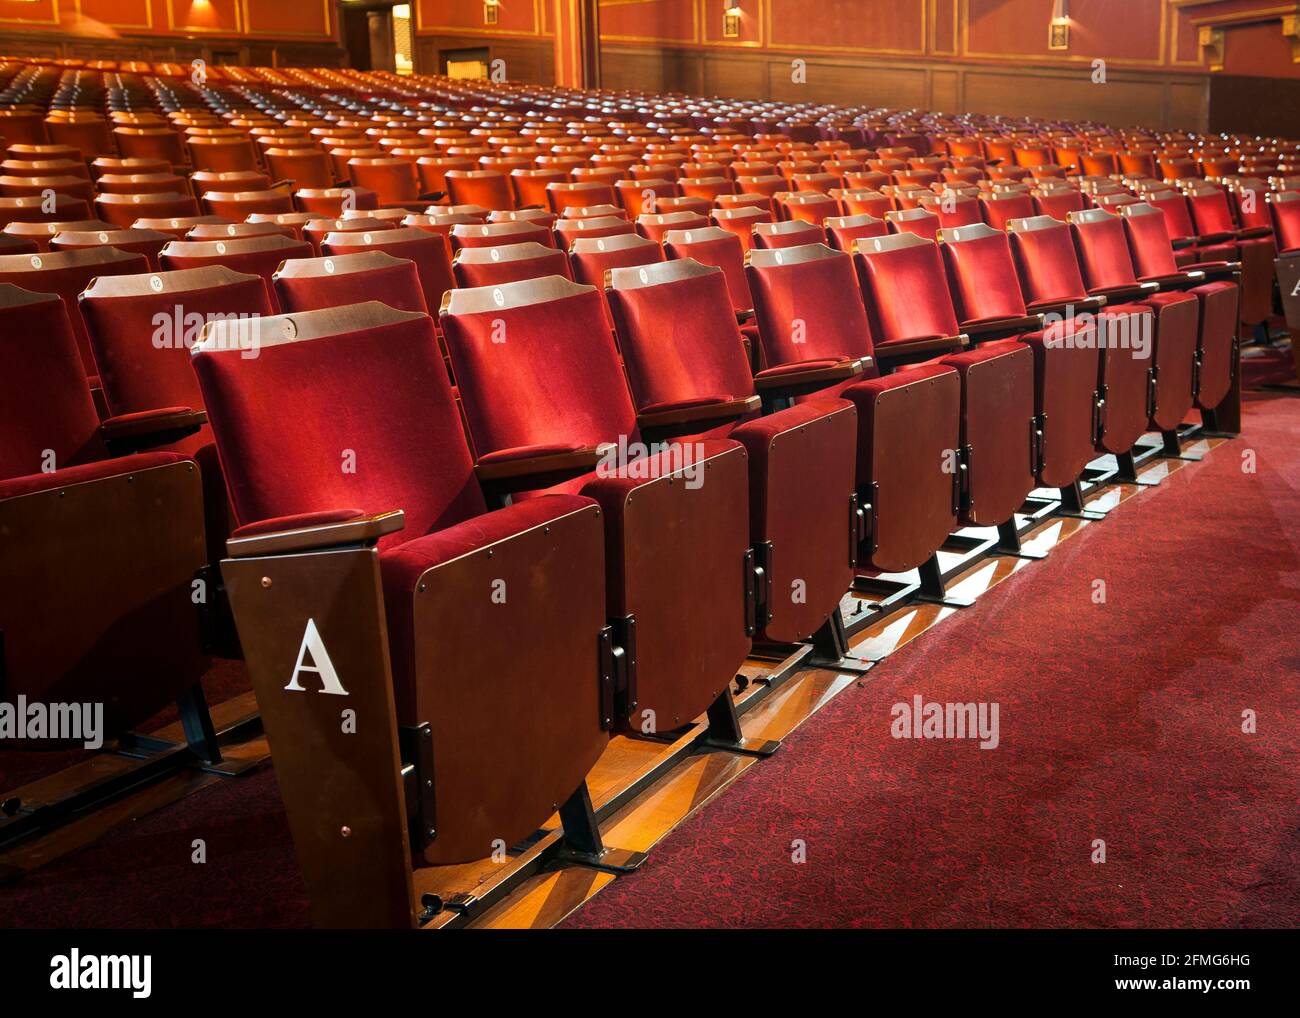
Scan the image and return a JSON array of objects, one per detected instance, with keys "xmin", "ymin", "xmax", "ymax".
[
  {"xmin": 2, "ymin": 393, "xmax": 1297, "ymax": 929},
  {"xmin": 564, "ymin": 392, "xmax": 1300, "ymax": 929}
]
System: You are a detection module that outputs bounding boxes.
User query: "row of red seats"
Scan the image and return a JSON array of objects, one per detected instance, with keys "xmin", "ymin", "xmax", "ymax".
[{"xmin": 0, "ymin": 58, "xmax": 1272, "ymax": 924}]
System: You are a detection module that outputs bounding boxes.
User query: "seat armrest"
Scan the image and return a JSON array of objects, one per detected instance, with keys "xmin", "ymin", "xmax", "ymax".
[
  {"xmin": 474, "ymin": 445, "xmax": 606, "ymax": 494},
  {"xmin": 636, "ymin": 395, "xmax": 760, "ymax": 430},
  {"xmin": 226, "ymin": 509, "xmax": 406, "ymax": 558},
  {"xmin": 1088, "ymin": 281, "xmax": 1160, "ymax": 302},
  {"xmin": 1236, "ymin": 226, "xmax": 1274, "ymax": 240},
  {"xmin": 1030, "ymin": 295, "xmax": 1107, "ymax": 318},
  {"xmin": 963, "ymin": 314, "xmax": 1044, "ymax": 341},
  {"xmin": 735, "ymin": 309, "xmax": 754, "ymax": 324},
  {"xmin": 1195, "ymin": 230, "xmax": 1235, "ymax": 245},
  {"xmin": 1183, "ymin": 260, "xmax": 1241, "ymax": 281},
  {"xmin": 1170, "ymin": 237, "xmax": 1196, "ymax": 250},
  {"xmin": 100, "ymin": 407, "xmax": 207, "ymax": 454},
  {"xmin": 874, "ymin": 334, "xmax": 967, "ymax": 368},
  {"xmin": 1144, "ymin": 270, "xmax": 1207, "ymax": 290},
  {"xmin": 752, "ymin": 358, "xmax": 870, "ymax": 400}
]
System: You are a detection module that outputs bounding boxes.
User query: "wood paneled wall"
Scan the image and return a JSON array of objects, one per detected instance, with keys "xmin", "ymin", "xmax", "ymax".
[{"xmin": 593, "ymin": 0, "xmax": 1300, "ymax": 131}]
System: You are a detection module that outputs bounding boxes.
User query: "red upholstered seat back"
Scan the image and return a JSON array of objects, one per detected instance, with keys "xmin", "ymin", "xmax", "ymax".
[
  {"xmin": 0, "ymin": 246, "xmax": 148, "ymax": 376},
  {"xmin": 452, "ymin": 241, "xmax": 572, "ymax": 289},
  {"xmin": 606, "ymin": 259, "xmax": 756, "ymax": 411},
  {"xmin": 1119, "ymin": 203, "xmax": 1181, "ymax": 279},
  {"xmin": 159, "ymin": 235, "xmax": 312, "ymax": 313},
  {"xmin": 451, "ymin": 220, "xmax": 550, "ymax": 250},
  {"xmin": 568, "ymin": 233, "xmax": 663, "ymax": 287},
  {"xmin": 1068, "ymin": 208, "xmax": 1139, "ymax": 290},
  {"xmin": 711, "ymin": 205, "xmax": 772, "ymax": 253},
  {"xmin": 347, "ymin": 158, "xmax": 420, "ymax": 204},
  {"xmin": 95, "ymin": 191, "xmax": 200, "ymax": 229},
  {"xmin": 192, "ymin": 303, "xmax": 484, "ymax": 549},
  {"xmin": 80, "ymin": 265, "xmax": 272, "ymax": 421},
  {"xmin": 853, "ymin": 232, "xmax": 960, "ymax": 343},
  {"xmin": 444, "ymin": 169, "xmax": 515, "ymax": 211},
  {"xmin": 752, "ymin": 219, "xmax": 824, "ymax": 249},
  {"xmin": 823, "ymin": 212, "xmax": 888, "ymax": 252},
  {"xmin": 51, "ymin": 227, "xmax": 171, "ymax": 267},
  {"xmin": 554, "ymin": 214, "xmax": 636, "ymax": 247},
  {"xmin": 980, "ymin": 192, "xmax": 1036, "ymax": 230},
  {"xmin": 919, "ymin": 193, "xmax": 982, "ymax": 228},
  {"xmin": 1185, "ymin": 188, "xmax": 1236, "ymax": 235},
  {"xmin": 0, "ymin": 285, "xmax": 105, "ymax": 478},
  {"xmin": 885, "ymin": 207, "xmax": 940, "ymax": 240},
  {"xmin": 939, "ymin": 223, "xmax": 1029, "ymax": 323},
  {"xmin": 1144, "ymin": 190, "xmax": 1198, "ymax": 242},
  {"xmin": 1271, "ymin": 193, "xmax": 1300, "ymax": 253},
  {"xmin": 273, "ymin": 252, "xmax": 428, "ymax": 314},
  {"xmin": 747, "ymin": 243, "xmax": 875, "ymax": 367},
  {"xmin": 662, "ymin": 226, "xmax": 753, "ymax": 312},
  {"xmin": 1032, "ymin": 188, "xmax": 1085, "ymax": 220},
  {"xmin": 440, "ymin": 277, "xmax": 639, "ymax": 457},
  {"xmin": 1006, "ymin": 215, "xmax": 1090, "ymax": 305},
  {"xmin": 319, "ymin": 227, "xmax": 453, "ymax": 313}
]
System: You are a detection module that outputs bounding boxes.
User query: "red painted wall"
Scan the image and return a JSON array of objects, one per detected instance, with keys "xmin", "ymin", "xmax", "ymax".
[{"xmin": 0, "ymin": 0, "xmax": 334, "ymax": 40}]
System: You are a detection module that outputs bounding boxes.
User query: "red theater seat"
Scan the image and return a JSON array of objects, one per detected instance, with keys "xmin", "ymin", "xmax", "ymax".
[
  {"xmin": 568, "ymin": 232, "xmax": 664, "ymax": 287},
  {"xmin": 1270, "ymin": 191, "xmax": 1300, "ymax": 253},
  {"xmin": 450, "ymin": 219, "xmax": 551, "ymax": 250},
  {"xmin": 746, "ymin": 243, "xmax": 961, "ymax": 575},
  {"xmin": 452, "ymin": 240, "xmax": 572, "ymax": 288},
  {"xmin": 662, "ymin": 226, "xmax": 754, "ymax": 315},
  {"xmin": 1117, "ymin": 202, "xmax": 1241, "ymax": 422},
  {"xmin": 444, "ymin": 169, "xmax": 515, "ymax": 211},
  {"xmin": 79, "ymin": 265, "xmax": 274, "ymax": 563},
  {"xmin": 50, "ymin": 227, "xmax": 173, "ymax": 269},
  {"xmin": 0, "ymin": 194, "xmax": 90, "ymax": 228},
  {"xmin": 753, "ymin": 219, "xmax": 824, "ymax": 249},
  {"xmin": 319, "ymin": 226, "xmax": 453, "ymax": 314},
  {"xmin": 440, "ymin": 276, "xmax": 753, "ymax": 736},
  {"xmin": 605, "ymin": 258, "xmax": 858, "ymax": 646},
  {"xmin": 853, "ymin": 232, "xmax": 1036, "ymax": 530},
  {"xmin": 823, "ymin": 212, "xmax": 889, "ymax": 252},
  {"xmin": 1066, "ymin": 207, "xmax": 1218, "ymax": 445},
  {"xmin": 0, "ymin": 245, "xmax": 147, "ymax": 380},
  {"xmin": 637, "ymin": 210, "xmax": 708, "ymax": 243},
  {"xmin": 940, "ymin": 222, "xmax": 1101, "ymax": 495},
  {"xmin": 95, "ymin": 191, "xmax": 201, "ymax": 229},
  {"xmin": 0, "ymin": 285, "xmax": 208, "ymax": 741},
  {"xmin": 554, "ymin": 214, "xmax": 636, "ymax": 247},
  {"xmin": 201, "ymin": 187, "xmax": 296, "ymax": 220},
  {"xmin": 160, "ymin": 234, "xmax": 313, "ymax": 312},
  {"xmin": 192, "ymin": 300, "xmax": 613, "ymax": 866},
  {"xmin": 274, "ymin": 252, "xmax": 429, "ymax": 314}
]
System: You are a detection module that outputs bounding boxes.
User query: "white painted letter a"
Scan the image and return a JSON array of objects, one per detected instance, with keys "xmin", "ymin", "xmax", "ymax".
[{"xmin": 285, "ymin": 618, "xmax": 349, "ymax": 695}]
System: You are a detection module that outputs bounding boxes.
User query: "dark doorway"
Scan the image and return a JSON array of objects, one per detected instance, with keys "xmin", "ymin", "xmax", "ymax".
[{"xmin": 338, "ymin": 1, "xmax": 413, "ymax": 74}]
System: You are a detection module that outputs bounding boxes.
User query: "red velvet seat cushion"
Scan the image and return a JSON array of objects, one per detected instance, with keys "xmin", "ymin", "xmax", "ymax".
[
  {"xmin": 638, "ymin": 395, "xmax": 735, "ymax": 414},
  {"xmin": 232, "ymin": 508, "xmax": 366, "ymax": 538},
  {"xmin": 753, "ymin": 358, "xmax": 847, "ymax": 379},
  {"xmin": 476, "ymin": 442, "xmax": 589, "ymax": 464},
  {"xmin": 0, "ymin": 451, "xmax": 186, "ymax": 500}
]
